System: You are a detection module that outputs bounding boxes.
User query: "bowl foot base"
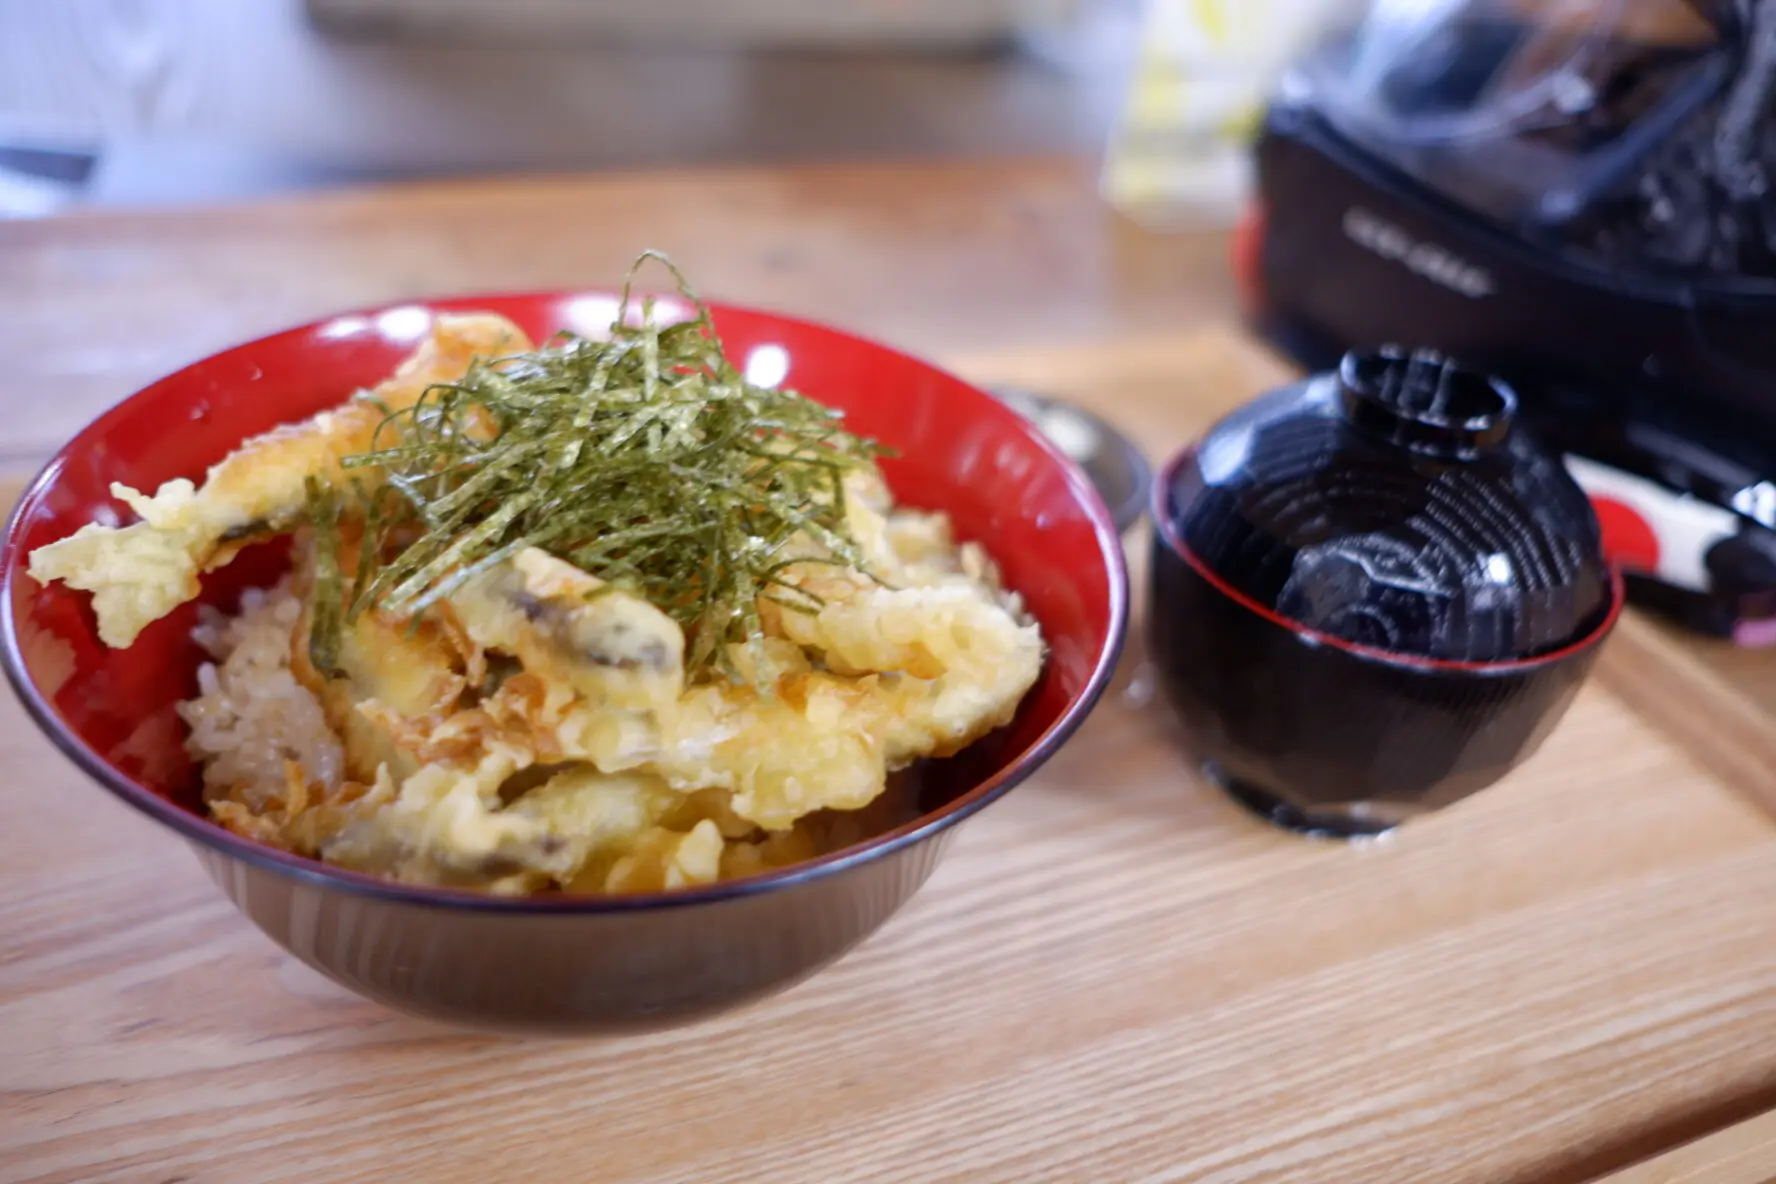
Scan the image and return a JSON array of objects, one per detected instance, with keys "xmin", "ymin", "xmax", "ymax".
[{"xmin": 1209, "ymin": 766, "xmax": 1401, "ymax": 840}]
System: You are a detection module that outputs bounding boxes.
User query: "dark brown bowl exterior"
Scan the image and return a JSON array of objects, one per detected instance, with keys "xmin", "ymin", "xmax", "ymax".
[
  {"xmin": 1149, "ymin": 494, "xmax": 1622, "ymax": 837},
  {"xmin": 191, "ymin": 831, "xmax": 951, "ymax": 1034}
]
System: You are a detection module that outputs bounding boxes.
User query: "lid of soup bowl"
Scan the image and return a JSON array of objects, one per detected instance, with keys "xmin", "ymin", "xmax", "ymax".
[{"xmin": 1163, "ymin": 346, "xmax": 1613, "ymax": 663}]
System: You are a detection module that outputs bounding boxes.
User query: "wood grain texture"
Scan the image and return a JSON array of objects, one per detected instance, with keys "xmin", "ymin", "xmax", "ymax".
[
  {"xmin": 6, "ymin": 667, "xmax": 1776, "ymax": 1184},
  {"xmin": 1600, "ymin": 1107, "xmax": 1776, "ymax": 1184},
  {"xmin": 0, "ymin": 155, "xmax": 1217, "ymax": 466},
  {"xmin": 7, "ymin": 162, "xmax": 1776, "ymax": 1183}
]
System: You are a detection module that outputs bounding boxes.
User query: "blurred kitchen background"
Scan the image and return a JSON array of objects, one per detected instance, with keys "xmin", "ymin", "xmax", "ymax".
[{"xmin": 0, "ymin": 0, "xmax": 1166, "ymax": 216}]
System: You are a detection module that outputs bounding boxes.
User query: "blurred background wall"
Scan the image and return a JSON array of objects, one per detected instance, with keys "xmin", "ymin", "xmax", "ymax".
[{"xmin": 0, "ymin": 0, "xmax": 1140, "ymax": 215}]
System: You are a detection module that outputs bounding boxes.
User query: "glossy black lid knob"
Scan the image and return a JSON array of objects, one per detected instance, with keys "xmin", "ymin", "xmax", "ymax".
[{"xmin": 1337, "ymin": 346, "xmax": 1515, "ymax": 460}]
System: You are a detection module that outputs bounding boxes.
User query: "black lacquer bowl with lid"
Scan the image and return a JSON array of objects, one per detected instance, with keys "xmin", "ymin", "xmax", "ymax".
[{"xmin": 1150, "ymin": 347, "xmax": 1625, "ymax": 838}]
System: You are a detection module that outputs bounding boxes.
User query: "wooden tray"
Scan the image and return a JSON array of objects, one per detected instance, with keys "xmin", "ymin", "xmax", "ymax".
[{"xmin": 5, "ymin": 329, "xmax": 1776, "ymax": 1184}]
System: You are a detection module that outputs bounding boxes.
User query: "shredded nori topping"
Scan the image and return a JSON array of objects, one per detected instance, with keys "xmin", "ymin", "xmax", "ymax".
[{"xmin": 308, "ymin": 251, "xmax": 886, "ymax": 683}]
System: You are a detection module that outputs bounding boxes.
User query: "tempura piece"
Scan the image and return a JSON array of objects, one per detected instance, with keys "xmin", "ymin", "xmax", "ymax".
[
  {"xmin": 448, "ymin": 548, "xmax": 685, "ymax": 715},
  {"xmin": 647, "ymin": 595, "xmax": 1042, "ymax": 830},
  {"xmin": 290, "ymin": 600, "xmax": 472, "ymax": 784},
  {"xmin": 28, "ymin": 314, "xmax": 532, "ymax": 646}
]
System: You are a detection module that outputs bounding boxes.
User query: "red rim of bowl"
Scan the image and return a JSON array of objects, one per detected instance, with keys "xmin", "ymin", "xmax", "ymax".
[
  {"xmin": 1151, "ymin": 446, "xmax": 1625, "ymax": 673},
  {"xmin": 0, "ymin": 294, "xmax": 1130, "ymax": 915}
]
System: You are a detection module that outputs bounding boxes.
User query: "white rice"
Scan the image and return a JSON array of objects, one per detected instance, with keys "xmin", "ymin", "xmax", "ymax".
[{"xmin": 177, "ymin": 581, "xmax": 343, "ymax": 806}]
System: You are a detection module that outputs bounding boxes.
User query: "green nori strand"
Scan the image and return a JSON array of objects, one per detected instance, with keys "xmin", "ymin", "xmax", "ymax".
[
  {"xmin": 309, "ymin": 251, "xmax": 887, "ymax": 684},
  {"xmin": 303, "ymin": 476, "xmax": 346, "ymax": 678}
]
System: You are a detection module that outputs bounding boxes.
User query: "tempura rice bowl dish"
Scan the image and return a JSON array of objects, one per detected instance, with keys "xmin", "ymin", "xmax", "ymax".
[{"xmin": 1, "ymin": 272, "xmax": 1127, "ymax": 1031}]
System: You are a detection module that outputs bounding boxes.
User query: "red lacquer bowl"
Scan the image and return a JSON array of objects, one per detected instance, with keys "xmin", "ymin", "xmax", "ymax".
[{"xmin": 1, "ymin": 293, "xmax": 1128, "ymax": 1034}]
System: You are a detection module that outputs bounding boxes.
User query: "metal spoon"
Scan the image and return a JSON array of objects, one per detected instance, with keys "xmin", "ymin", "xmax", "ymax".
[{"xmin": 989, "ymin": 386, "xmax": 1153, "ymax": 534}]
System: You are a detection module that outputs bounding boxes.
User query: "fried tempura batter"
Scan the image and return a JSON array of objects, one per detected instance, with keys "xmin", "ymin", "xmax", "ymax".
[
  {"xmin": 30, "ymin": 305, "xmax": 1044, "ymax": 895},
  {"xmin": 29, "ymin": 314, "xmax": 532, "ymax": 647}
]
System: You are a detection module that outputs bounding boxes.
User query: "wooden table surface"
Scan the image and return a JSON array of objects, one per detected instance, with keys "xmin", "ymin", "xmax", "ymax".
[{"xmin": 6, "ymin": 157, "xmax": 1776, "ymax": 1184}]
